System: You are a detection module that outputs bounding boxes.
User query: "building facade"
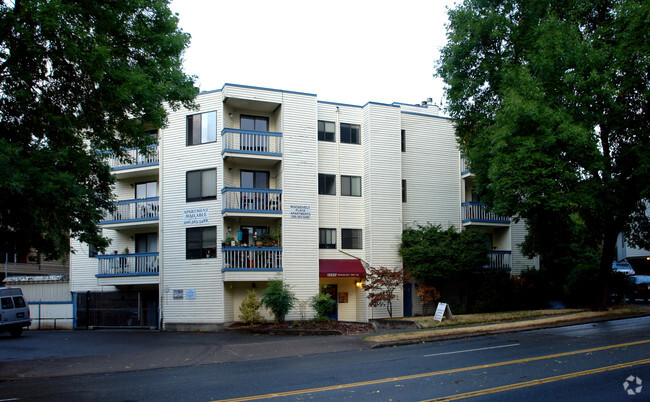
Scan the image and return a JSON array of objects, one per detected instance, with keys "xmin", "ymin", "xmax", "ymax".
[{"xmin": 69, "ymin": 84, "xmax": 535, "ymax": 330}]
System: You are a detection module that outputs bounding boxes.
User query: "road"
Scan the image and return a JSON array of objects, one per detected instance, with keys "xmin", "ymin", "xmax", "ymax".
[{"xmin": 2, "ymin": 317, "xmax": 650, "ymax": 401}]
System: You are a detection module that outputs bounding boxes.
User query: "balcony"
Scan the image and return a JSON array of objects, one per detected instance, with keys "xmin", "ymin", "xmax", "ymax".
[
  {"xmin": 462, "ymin": 202, "xmax": 510, "ymax": 226},
  {"xmin": 105, "ymin": 145, "xmax": 159, "ymax": 179},
  {"xmin": 222, "ymin": 188, "xmax": 282, "ymax": 216},
  {"xmin": 460, "ymin": 155, "xmax": 472, "ymax": 177},
  {"xmin": 96, "ymin": 252, "xmax": 159, "ymax": 285},
  {"xmin": 100, "ymin": 198, "xmax": 159, "ymax": 229},
  {"xmin": 221, "ymin": 128, "xmax": 282, "ymax": 164},
  {"xmin": 222, "ymin": 247, "xmax": 282, "ymax": 281},
  {"xmin": 485, "ymin": 251, "xmax": 511, "ymax": 270}
]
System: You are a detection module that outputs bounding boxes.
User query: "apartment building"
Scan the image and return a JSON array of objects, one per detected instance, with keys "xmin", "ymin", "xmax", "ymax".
[{"xmin": 69, "ymin": 84, "xmax": 535, "ymax": 330}]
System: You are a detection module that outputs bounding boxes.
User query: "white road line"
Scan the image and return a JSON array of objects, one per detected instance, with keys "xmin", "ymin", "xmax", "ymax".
[{"xmin": 424, "ymin": 343, "xmax": 519, "ymax": 357}]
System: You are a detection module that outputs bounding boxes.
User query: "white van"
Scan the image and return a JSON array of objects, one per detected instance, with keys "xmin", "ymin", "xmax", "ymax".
[{"xmin": 0, "ymin": 287, "xmax": 31, "ymax": 337}]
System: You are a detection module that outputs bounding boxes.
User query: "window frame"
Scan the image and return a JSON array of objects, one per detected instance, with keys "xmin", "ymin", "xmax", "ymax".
[
  {"xmin": 186, "ymin": 168, "xmax": 217, "ymax": 202},
  {"xmin": 341, "ymin": 175, "xmax": 362, "ymax": 197},
  {"xmin": 318, "ymin": 120, "xmax": 335, "ymax": 142},
  {"xmin": 340, "ymin": 123, "xmax": 361, "ymax": 144},
  {"xmin": 319, "ymin": 228, "xmax": 336, "ymax": 249},
  {"xmin": 341, "ymin": 229, "xmax": 362, "ymax": 249},
  {"xmin": 186, "ymin": 226, "xmax": 217, "ymax": 259},
  {"xmin": 186, "ymin": 111, "xmax": 217, "ymax": 146},
  {"xmin": 318, "ymin": 173, "xmax": 336, "ymax": 195}
]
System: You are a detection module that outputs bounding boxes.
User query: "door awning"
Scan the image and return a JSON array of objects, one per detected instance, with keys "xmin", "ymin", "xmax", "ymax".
[{"xmin": 319, "ymin": 259, "xmax": 366, "ymax": 278}]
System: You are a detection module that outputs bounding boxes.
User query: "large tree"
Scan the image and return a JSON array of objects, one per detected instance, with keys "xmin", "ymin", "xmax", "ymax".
[
  {"xmin": 0, "ymin": 0, "xmax": 197, "ymax": 259},
  {"xmin": 437, "ymin": 0, "xmax": 650, "ymax": 306}
]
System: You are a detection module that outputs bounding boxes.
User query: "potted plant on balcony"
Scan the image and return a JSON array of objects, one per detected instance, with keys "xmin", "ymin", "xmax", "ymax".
[
  {"xmin": 224, "ymin": 237, "xmax": 235, "ymax": 248},
  {"xmin": 262, "ymin": 233, "xmax": 272, "ymax": 247}
]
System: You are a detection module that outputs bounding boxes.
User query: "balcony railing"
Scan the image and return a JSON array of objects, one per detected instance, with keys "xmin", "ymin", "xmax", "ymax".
[
  {"xmin": 460, "ymin": 155, "xmax": 470, "ymax": 175},
  {"xmin": 96, "ymin": 252, "xmax": 159, "ymax": 276},
  {"xmin": 105, "ymin": 145, "xmax": 159, "ymax": 171},
  {"xmin": 462, "ymin": 202, "xmax": 510, "ymax": 224},
  {"xmin": 222, "ymin": 188, "xmax": 282, "ymax": 214},
  {"xmin": 101, "ymin": 197, "xmax": 159, "ymax": 224},
  {"xmin": 485, "ymin": 251, "xmax": 511, "ymax": 270},
  {"xmin": 221, "ymin": 128, "xmax": 282, "ymax": 156},
  {"xmin": 222, "ymin": 247, "xmax": 282, "ymax": 271}
]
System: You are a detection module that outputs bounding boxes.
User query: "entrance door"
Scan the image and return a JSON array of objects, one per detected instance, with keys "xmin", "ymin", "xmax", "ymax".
[
  {"xmin": 403, "ymin": 283, "xmax": 413, "ymax": 317},
  {"xmin": 323, "ymin": 284, "xmax": 338, "ymax": 320}
]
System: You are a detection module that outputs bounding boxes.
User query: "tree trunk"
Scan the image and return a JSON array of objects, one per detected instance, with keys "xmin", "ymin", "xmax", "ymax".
[{"xmin": 598, "ymin": 228, "xmax": 618, "ymax": 310}]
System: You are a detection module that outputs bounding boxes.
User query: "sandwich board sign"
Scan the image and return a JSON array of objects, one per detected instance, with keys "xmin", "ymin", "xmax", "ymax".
[{"xmin": 433, "ymin": 302, "xmax": 453, "ymax": 322}]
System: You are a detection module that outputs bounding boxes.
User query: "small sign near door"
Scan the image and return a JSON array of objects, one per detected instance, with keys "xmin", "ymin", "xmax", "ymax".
[{"xmin": 290, "ymin": 205, "xmax": 310, "ymax": 219}]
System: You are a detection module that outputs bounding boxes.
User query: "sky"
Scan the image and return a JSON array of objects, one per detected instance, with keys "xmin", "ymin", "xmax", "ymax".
[{"xmin": 169, "ymin": 0, "xmax": 458, "ymax": 108}]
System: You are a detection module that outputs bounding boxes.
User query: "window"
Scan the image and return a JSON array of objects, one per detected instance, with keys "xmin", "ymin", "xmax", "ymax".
[
  {"xmin": 319, "ymin": 228, "xmax": 336, "ymax": 249},
  {"xmin": 1, "ymin": 297, "xmax": 14, "ymax": 310},
  {"xmin": 341, "ymin": 176, "xmax": 361, "ymax": 196},
  {"xmin": 136, "ymin": 233, "xmax": 158, "ymax": 253},
  {"xmin": 318, "ymin": 121, "xmax": 335, "ymax": 142},
  {"xmin": 241, "ymin": 226, "xmax": 269, "ymax": 246},
  {"xmin": 136, "ymin": 181, "xmax": 157, "ymax": 199},
  {"xmin": 187, "ymin": 169, "xmax": 217, "ymax": 202},
  {"xmin": 88, "ymin": 244, "xmax": 98, "ymax": 258},
  {"xmin": 318, "ymin": 174, "xmax": 336, "ymax": 195},
  {"xmin": 402, "ymin": 179, "xmax": 407, "ymax": 203},
  {"xmin": 401, "ymin": 129, "xmax": 406, "ymax": 152},
  {"xmin": 187, "ymin": 111, "xmax": 217, "ymax": 145},
  {"xmin": 240, "ymin": 115, "xmax": 269, "ymax": 131},
  {"xmin": 340, "ymin": 123, "xmax": 360, "ymax": 144},
  {"xmin": 341, "ymin": 229, "xmax": 362, "ymax": 249},
  {"xmin": 240, "ymin": 170, "xmax": 269, "ymax": 189},
  {"xmin": 186, "ymin": 226, "xmax": 216, "ymax": 259}
]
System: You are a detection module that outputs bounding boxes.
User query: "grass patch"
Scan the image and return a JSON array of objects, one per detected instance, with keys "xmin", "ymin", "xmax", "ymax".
[
  {"xmin": 365, "ymin": 307, "xmax": 648, "ymax": 343},
  {"xmin": 404, "ymin": 309, "xmax": 585, "ymax": 329}
]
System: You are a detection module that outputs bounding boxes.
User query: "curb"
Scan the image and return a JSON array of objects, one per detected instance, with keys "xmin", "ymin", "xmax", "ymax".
[
  {"xmin": 225, "ymin": 327, "xmax": 344, "ymax": 336},
  {"xmin": 366, "ymin": 312, "xmax": 650, "ymax": 349}
]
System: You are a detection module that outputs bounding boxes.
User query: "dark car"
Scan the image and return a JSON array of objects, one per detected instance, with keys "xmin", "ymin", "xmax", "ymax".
[{"xmin": 629, "ymin": 275, "xmax": 650, "ymax": 303}]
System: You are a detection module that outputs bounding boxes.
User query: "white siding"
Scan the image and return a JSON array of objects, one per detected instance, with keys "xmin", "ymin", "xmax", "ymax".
[
  {"xmin": 280, "ymin": 92, "xmax": 320, "ymax": 320},
  {"xmin": 510, "ymin": 220, "xmax": 535, "ymax": 275},
  {"xmin": 160, "ymin": 90, "xmax": 223, "ymax": 326}
]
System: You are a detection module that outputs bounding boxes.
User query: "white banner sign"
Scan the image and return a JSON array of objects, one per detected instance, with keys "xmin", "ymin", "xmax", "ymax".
[
  {"xmin": 183, "ymin": 208, "xmax": 209, "ymax": 225},
  {"xmin": 290, "ymin": 205, "xmax": 311, "ymax": 219}
]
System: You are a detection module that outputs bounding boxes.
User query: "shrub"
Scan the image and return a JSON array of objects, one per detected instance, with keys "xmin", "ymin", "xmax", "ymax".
[
  {"xmin": 565, "ymin": 264, "xmax": 602, "ymax": 307},
  {"xmin": 417, "ymin": 284, "xmax": 441, "ymax": 316},
  {"xmin": 238, "ymin": 289, "xmax": 264, "ymax": 325},
  {"xmin": 312, "ymin": 292, "xmax": 335, "ymax": 321},
  {"xmin": 261, "ymin": 279, "xmax": 297, "ymax": 323}
]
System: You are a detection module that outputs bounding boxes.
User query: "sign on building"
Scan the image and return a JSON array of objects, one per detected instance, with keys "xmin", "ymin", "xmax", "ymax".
[
  {"xmin": 183, "ymin": 208, "xmax": 209, "ymax": 225},
  {"xmin": 290, "ymin": 205, "xmax": 311, "ymax": 219}
]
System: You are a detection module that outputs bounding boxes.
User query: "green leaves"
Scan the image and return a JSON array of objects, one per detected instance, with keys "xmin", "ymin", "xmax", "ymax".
[{"xmin": 0, "ymin": 0, "xmax": 197, "ymax": 258}]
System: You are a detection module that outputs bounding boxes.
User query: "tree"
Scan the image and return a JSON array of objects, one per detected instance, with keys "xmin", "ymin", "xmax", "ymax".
[
  {"xmin": 238, "ymin": 289, "xmax": 264, "ymax": 325},
  {"xmin": 437, "ymin": 0, "xmax": 650, "ymax": 307},
  {"xmin": 363, "ymin": 266, "xmax": 410, "ymax": 318},
  {"xmin": 399, "ymin": 224, "xmax": 490, "ymax": 285},
  {"xmin": 261, "ymin": 279, "xmax": 297, "ymax": 323},
  {"xmin": 0, "ymin": 0, "xmax": 197, "ymax": 259}
]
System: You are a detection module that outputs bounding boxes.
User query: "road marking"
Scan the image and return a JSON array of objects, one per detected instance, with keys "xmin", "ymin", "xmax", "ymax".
[
  {"xmin": 424, "ymin": 357, "xmax": 650, "ymax": 401},
  {"xmin": 215, "ymin": 339, "xmax": 650, "ymax": 402},
  {"xmin": 423, "ymin": 343, "xmax": 519, "ymax": 357}
]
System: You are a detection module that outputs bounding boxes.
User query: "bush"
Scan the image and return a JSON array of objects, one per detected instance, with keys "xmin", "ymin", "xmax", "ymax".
[
  {"xmin": 238, "ymin": 289, "xmax": 264, "ymax": 325},
  {"xmin": 417, "ymin": 284, "xmax": 441, "ymax": 316},
  {"xmin": 261, "ymin": 279, "xmax": 297, "ymax": 323},
  {"xmin": 312, "ymin": 292, "xmax": 335, "ymax": 321},
  {"xmin": 466, "ymin": 270, "xmax": 513, "ymax": 313},
  {"xmin": 565, "ymin": 264, "xmax": 602, "ymax": 307}
]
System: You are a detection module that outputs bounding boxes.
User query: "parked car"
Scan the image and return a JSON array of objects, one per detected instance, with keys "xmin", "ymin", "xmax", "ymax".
[
  {"xmin": 629, "ymin": 275, "xmax": 650, "ymax": 303},
  {"xmin": 0, "ymin": 287, "xmax": 31, "ymax": 337},
  {"xmin": 613, "ymin": 260, "xmax": 635, "ymax": 276}
]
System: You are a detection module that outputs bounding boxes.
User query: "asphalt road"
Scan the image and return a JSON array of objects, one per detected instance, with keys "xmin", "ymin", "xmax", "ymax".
[{"xmin": 2, "ymin": 317, "xmax": 650, "ymax": 401}]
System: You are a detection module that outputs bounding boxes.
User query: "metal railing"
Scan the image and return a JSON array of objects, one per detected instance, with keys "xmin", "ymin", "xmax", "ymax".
[
  {"xmin": 222, "ymin": 247, "xmax": 282, "ymax": 271},
  {"xmin": 97, "ymin": 252, "xmax": 159, "ymax": 276},
  {"xmin": 105, "ymin": 145, "xmax": 159, "ymax": 170},
  {"xmin": 486, "ymin": 251, "xmax": 511, "ymax": 270},
  {"xmin": 222, "ymin": 188, "xmax": 282, "ymax": 213},
  {"xmin": 101, "ymin": 197, "xmax": 159, "ymax": 223},
  {"xmin": 461, "ymin": 202, "xmax": 510, "ymax": 224},
  {"xmin": 221, "ymin": 128, "xmax": 282, "ymax": 156}
]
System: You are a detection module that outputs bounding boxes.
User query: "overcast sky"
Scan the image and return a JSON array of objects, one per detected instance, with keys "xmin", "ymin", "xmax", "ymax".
[{"xmin": 169, "ymin": 0, "xmax": 458, "ymax": 108}]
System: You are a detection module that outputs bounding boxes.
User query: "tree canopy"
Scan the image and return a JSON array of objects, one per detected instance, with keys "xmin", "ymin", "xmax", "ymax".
[
  {"xmin": 0, "ymin": 0, "xmax": 197, "ymax": 259},
  {"xmin": 437, "ymin": 0, "xmax": 650, "ymax": 303},
  {"xmin": 399, "ymin": 224, "xmax": 490, "ymax": 285}
]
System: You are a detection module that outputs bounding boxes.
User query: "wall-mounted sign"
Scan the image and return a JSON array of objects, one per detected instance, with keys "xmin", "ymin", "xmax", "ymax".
[
  {"xmin": 185, "ymin": 289, "xmax": 196, "ymax": 300},
  {"xmin": 183, "ymin": 208, "xmax": 209, "ymax": 225},
  {"xmin": 290, "ymin": 205, "xmax": 311, "ymax": 219},
  {"xmin": 173, "ymin": 289, "xmax": 184, "ymax": 300}
]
